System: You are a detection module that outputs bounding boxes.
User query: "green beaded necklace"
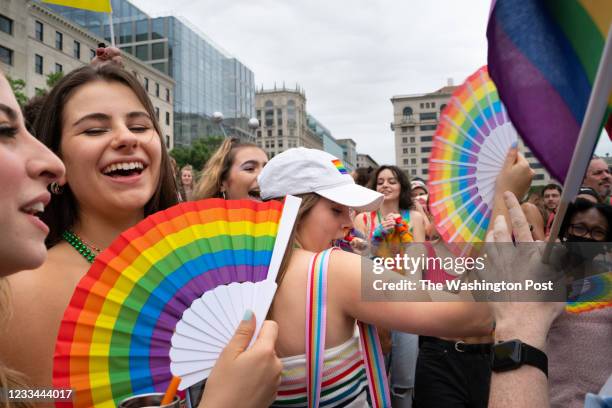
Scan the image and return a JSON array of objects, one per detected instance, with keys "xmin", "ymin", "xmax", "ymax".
[{"xmin": 62, "ymin": 230, "xmax": 100, "ymax": 264}]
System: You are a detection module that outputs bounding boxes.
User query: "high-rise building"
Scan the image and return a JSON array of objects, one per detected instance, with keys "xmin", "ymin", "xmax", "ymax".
[
  {"xmin": 254, "ymin": 86, "xmax": 322, "ymax": 158},
  {"xmin": 45, "ymin": 0, "xmax": 256, "ymax": 147},
  {"xmin": 391, "ymin": 83, "xmax": 552, "ymax": 185},
  {"xmin": 0, "ymin": 1, "xmax": 174, "ymax": 148},
  {"xmin": 307, "ymin": 113, "xmax": 344, "ymax": 161}
]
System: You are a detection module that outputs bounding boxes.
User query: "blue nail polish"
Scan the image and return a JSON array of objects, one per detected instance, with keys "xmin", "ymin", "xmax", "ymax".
[
  {"xmin": 510, "ymin": 141, "xmax": 518, "ymax": 148},
  {"xmin": 242, "ymin": 310, "xmax": 253, "ymax": 321}
]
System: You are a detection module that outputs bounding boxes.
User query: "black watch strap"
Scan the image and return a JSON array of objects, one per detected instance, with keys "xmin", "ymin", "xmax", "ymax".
[{"xmin": 521, "ymin": 342, "xmax": 548, "ymax": 377}]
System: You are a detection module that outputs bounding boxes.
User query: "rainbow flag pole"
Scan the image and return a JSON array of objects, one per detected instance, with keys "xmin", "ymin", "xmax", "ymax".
[
  {"xmin": 41, "ymin": 0, "xmax": 115, "ymax": 46},
  {"xmin": 544, "ymin": 23, "xmax": 612, "ymax": 261}
]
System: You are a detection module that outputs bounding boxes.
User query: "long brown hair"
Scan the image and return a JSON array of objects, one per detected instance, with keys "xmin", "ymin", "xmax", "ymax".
[
  {"xmin": 34, "ymin": 65, "xmax": 178, "ymax": 247},
  {"xmin": 194, "ymin": 137, "xmax": 264, "ymax": 199},
  {"xmin": 369, "ymin": 165, "xmax": 415, "ymax": 210}
]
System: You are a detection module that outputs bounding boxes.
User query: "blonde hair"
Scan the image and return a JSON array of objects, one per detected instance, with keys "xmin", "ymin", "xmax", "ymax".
[
  {"xmin": 275, "ymin": 193, "xmax": 321, "ymax": 285},
  {"xmin": 0, "ymin": 280, "xmax": 33, "ymax": 408},
  {"xmin": 179, "ymin": 165, "xmax": 194, "ymax": 187},
  {"xmin": 194, "ymin": 138, "xmax": 262, "ymax": 199}
]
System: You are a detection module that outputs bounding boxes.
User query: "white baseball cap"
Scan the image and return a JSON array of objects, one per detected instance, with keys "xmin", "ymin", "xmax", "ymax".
[{"xmin": 258, "ymin": 147, "xmax": 384, "ymax": 212}]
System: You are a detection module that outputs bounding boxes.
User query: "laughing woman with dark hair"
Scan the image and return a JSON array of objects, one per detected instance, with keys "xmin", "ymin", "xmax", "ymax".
[{"xmin": 0, "ymin": 65, "xmax": 281, "ymax": 407}]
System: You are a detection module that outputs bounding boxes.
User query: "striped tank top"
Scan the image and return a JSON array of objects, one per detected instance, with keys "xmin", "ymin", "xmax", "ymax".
[{"xmin": 271, "ymin": 335, "xmax": 369, "ymax": 407}]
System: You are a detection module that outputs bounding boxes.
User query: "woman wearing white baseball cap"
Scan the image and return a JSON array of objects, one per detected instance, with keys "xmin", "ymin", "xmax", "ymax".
[{"xmin": 258, "ymin": 148, "xmax": 493, "ymax": 407}]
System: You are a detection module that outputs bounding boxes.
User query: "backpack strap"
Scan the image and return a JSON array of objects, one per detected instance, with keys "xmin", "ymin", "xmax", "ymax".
[{"xmin": 305, "ymin": 248, "xmax": 391, "ymax": 408}]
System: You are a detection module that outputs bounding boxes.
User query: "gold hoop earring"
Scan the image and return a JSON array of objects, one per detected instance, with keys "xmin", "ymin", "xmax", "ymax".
[{"xmin": 50, "ymin": 182, "xmax": 64, "ymax": 195}]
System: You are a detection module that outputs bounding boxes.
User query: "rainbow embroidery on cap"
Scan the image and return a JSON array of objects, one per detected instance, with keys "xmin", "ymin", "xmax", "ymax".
[{"xmin": 332, "ymin": 159, "xmax": 348, "ymax": 175}]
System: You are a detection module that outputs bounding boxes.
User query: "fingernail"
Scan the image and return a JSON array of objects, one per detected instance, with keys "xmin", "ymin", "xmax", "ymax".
[
  {"xmin": 510, "ymin": 141, "xmax": 518, "ymax": 149},
  {"xmin": 242, "ymin": 309, "xmax": 253, "ymax": 321}
]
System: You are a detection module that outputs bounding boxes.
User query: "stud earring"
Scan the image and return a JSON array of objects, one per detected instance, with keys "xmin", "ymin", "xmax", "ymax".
[{"xmin": 50, "ymin": 182, "xmax": 64, "ymax": 195}]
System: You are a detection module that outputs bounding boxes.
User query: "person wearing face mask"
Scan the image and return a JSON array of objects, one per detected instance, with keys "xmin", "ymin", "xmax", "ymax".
[
  {"xmin": 546, "ymin": 198, "xmax": 612, "ymax": 408},
  {"xmin": 0, "ymin": 71, "xmax": 65, "ymax": 408},
  {"xmin": 194, "ymin": 137, "xmax": 268, "ymax": 201},
  {"xmin": 0, "ymin": 65, "xmax": 282, "ymax": 408}
]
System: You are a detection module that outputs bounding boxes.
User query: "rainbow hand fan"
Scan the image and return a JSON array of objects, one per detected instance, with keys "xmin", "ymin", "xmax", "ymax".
[
  {"xmin": 566, "ymin": 271, "xmax": 612, "ymax": 314},
  {"xmin": 428, "ymin": 66, "xmax": 518, "ymax": 250},
  {"xmin": 53, "ymin": 196, "xmax": 301, "ymax": 407}
]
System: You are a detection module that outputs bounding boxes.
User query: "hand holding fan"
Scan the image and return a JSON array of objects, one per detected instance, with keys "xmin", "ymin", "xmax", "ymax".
[
  {"xmin": 53, "ymin": 196, "xmax": 301, "ymax": 407},
  {"xmin": 428, "ymin": 66, "xmax": 518, "ymax": 250}
]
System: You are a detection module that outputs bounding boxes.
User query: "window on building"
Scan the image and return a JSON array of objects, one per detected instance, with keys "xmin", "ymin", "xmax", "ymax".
[
  {"xmin": 403, "ymin": 159, "xmax": 409, "ymax": 165},
  {"xmin": 525, "ymin": 151, "xmax": 534, "ymax": 158},
  {"xmin": 265, "ymin": 141, "xmax": 269, "ymax": 148},
  {"xmin": 422, "ymin": 169, "xmax": 429, "ymax": 175},
  {"xmin": 256, "ymin": 110, "xmax": 261, "ymax": 118},
  {"xmin": 155, "ymin": 83, "xmax": 159, "ymax": 97},
  {"xmin": 421, "ymin": 158, "xmax": 429, "ymax": 164},
  {"xmin": 278, "ymin": 129, "xmax": 283, "ymax": 137},
  {"xmin": 35, "ymin": 21, "xmax": 43, "ymax": 42},
  {"xmin": 144, "ymin": 77, "xmax": 149, "ymax": 92},
  {"xmin": 421, "ymin": 146, "xmax": 432, "ymax": 153},
  {"xmin": 420, "ymin": 103, "xmax": 424, "ymax": 109},
  {"xmin": 411, "ymin": 158, "xmax": 416, "ymax": 165},
  {"xmin": 531, "ymin": 162, "xmax": 544, "ymax": 169},
  {"xmin": 135, "ymin": 44, "xmax": 148, "ymax": 60},
  {"xmin": 152, "ymin": 42, "xmax": 164, "ymax": 60},
  {"xmin": 533, "ymin": 174, "xmax": 545, "ymax": 181},
  {"xmin": 55, "ymin": 31, "xmax": 63, "ymax": 50},
  {"xmin": 267, "ymin": 129, "xmax": 272, "ymax": 137},
  {"xmin": 403, "ymin": 148, "xmax": 408, "ymax": 154},
  {"xmin": 165, "ymin": 111, "xmax": 170, "ymax": 126},
  {"xmin": 271, "ymin": 141, "xmax": 275, "ymax": 148},
  {"xmin": 411, "ymin": 169, "xmax": 417, "ymax": 175},
  {"xmin": 165, "ymin": 88, "xmax": 170, "ymax": 102},
  {"xmin": 421, "ymin": 135, "xmax": 433, "ymax": 142},
  {"xmin": 287, "ymin": 100, "xmax": 296, "ymax": 126},
  {"xmin": 410, "ymin": 147, "xmax": 416, "ymax": 154},
  {"xmin": 90, "ymin": 49, "xmax": 96, "ymax": 59},
  {"xmin": 265, "ymin": 102, "xmax": 274, "ymax": 127},
  {"xmin": 119, "ymin": 22, "xmax": 132, "ymax": 43},
  {"xmin": 278, "ymin": 140, "xmax": 283, "ymax": 148},
  {"xmin": 402, "ymin": 137, "xmax": 407, "ymax": 143},
  {"xmin": 420, "ymin": 125, "xmax": 436, "ymax": 131},
  {"xmin": 0, "ymin": 14, "xmax": 13, "ymax": 35},
  {"xmin": 120, "ymin": 46, "xmax": 133, "ymax": 55},
  {"xmin": 257, "ymin": 130, "xmax": 261, "ymax": 138},
  {"xmin": 277, "ymin": 108, "xmax": 282, "ymax": 126},
  {"xmin": 410, "ymin": 137, "xmax": 415, "ymax": 143},
  {"xmin": 135, "ymin": 19, "xmax": 148, "ymax": 42},
  {"xmin": 402, "ymin": 106, "xmax": 413, "ymax": 118},
  {"xmin": 0, "ymin": 46, "xmax": 13, "ymax": 66},
  {"xmin": 165, "ymin": 135, "xmax": 170, "ymax": 148},
  {"xmin": 151, "ymin": 18, "xmax": 164, "ymax": 40},
  {"xmin": 34, "ymin": 54, "xmax": 43, "ymax": 74},
  {"xmin": 155, "ymin": 107, "xmax": 159, "ymax": 120},
  {"xmin": 55, "ymin": 63, "xmax": 63, "ymax": 73},
  {"xmin": 419, "ymin": 112, "xmax": 437, "ymax": 121},
  {"xmin": 73, "ymin": 40, "xmax": 81, "ymax": 59},
  {"xmin": 401, "ymin": 126, "xmax": 407, "ymax": 133}
]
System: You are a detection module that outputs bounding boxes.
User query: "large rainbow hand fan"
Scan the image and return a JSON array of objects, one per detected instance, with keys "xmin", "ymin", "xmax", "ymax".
[
  {"xmin": 53, "ymin": 196, "xmax": 301, "ymax": 407},
  {"xmin": 428, "ymin": 66, "xmax": 518, "ymax": 250}
]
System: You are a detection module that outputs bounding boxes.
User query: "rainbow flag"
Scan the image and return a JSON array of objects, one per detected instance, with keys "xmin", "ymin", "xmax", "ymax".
[
  {"xmin": 41, "ymin": 0, "xmax": 111, "ymax": 13},
  {"xmin": 487, "ymin": 0, "xmax": 612, "ymax": 182}
]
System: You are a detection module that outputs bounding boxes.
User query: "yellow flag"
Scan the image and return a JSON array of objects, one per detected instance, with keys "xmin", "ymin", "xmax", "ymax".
[{"xmin": 41, "ymin": 0, "xmax": 111, "ymax": 13}]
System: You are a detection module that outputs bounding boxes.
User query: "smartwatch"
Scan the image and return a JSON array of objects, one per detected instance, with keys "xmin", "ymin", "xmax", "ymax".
[{"xmin": 491, "ymin": 339, "xmax": 548, "ymax": 377}]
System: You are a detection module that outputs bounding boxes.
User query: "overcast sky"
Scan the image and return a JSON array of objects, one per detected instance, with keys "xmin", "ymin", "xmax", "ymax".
[{"xmin": 131, "ymin": 0, "xmax": 611, "ymax": 164}]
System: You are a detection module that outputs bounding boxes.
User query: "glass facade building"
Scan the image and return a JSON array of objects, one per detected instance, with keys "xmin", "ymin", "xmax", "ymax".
[{"xmin": 43, "ymin": 0, "xmax": 256, "ymax": 146}]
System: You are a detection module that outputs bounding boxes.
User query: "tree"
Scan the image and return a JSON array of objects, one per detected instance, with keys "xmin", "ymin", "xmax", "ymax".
[
  {"xmin": 46, "ymin": 71, "xmax": 64, "ymax": 88},
  {"xmin": 6, "ymin": 76, "xmax": 27, "ymax": 107},
  {"xmin": 170, "ymin": 136, "xmax": 224, "ymax": 171}
]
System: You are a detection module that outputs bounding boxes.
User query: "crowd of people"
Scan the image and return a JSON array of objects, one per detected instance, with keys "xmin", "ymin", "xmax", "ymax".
[{"xmin": 0, "ymin": 48, "xmax": 610, "ymax": 408}]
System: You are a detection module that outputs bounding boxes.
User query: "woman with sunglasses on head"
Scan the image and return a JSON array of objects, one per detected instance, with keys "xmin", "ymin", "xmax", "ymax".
[
  {"xmin": 0, "ymin": 71, "xmax": 65, "ymax": 408},
  {"xmin": 194, "ymin": 137, "xmax": 268, "ymax": 201},
  {"xmin": 0, "ymin": 65, "xmax": 281, "ymax": 408}
]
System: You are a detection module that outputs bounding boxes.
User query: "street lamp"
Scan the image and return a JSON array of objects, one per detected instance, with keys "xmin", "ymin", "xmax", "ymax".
[{"xmin": 211, "ymin": 111, "xmax": 227, "ymax": 138}]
